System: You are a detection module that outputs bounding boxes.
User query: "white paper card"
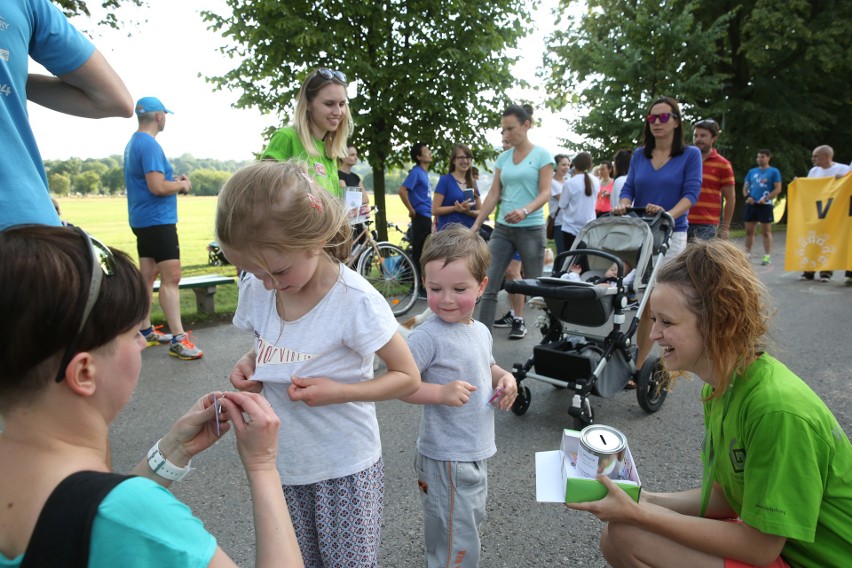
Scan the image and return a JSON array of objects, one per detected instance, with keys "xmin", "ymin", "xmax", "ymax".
[{"xmin": 535, "ymin": 450, "xmax": 566, "ymax": 502}]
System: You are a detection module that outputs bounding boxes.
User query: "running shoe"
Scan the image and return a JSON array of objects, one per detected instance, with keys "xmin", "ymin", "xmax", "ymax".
[
  {"xmin": 819, "ymin": 272, "xmax": 832, "ymax": 282},
  {"xmin": 169, "ymin": 331, "xmax": 203, "ymax": 360},
  {"xmin": 493, "ymin": 311, "xmax": 515, "ymax": 328},
  {"xmin": 508, "ymin": 318, "xmax": 527, "ymax": 339},
  {"xmin": 142, "ymin": 325, "xmax": 172, "ymax": 347},
  {"xmin": 799, "ymin": 272, "xmax": 814, "ymax": 281},
  {"xmin": 761, "ymin": 255, "xmax": 771, "ymax": 266}
]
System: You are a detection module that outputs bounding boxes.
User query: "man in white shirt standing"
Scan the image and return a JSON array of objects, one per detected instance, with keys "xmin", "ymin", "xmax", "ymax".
[{"xmin": 802, "ymin": 145, "xmax": 850, "ymax": 283}]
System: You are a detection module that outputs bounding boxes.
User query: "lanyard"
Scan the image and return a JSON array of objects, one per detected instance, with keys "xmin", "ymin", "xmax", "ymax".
[{"xmin": 700, "ymin": 378, "xmax": 736, "ymax": 517}]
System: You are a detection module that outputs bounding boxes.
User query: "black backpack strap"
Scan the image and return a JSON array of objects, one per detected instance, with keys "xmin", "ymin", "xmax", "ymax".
[{"xmin": 22, "ymin": 471, "xmax": 132, "ymax": 568}]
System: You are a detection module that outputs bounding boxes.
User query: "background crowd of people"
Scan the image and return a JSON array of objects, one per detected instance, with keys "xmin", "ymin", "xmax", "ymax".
[{"xmin": 2, "ymin": 1, "xmax": 850, "ymax": 566}]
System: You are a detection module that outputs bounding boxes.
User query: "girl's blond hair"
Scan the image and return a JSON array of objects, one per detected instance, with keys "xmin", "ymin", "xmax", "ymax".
[
  {"xmin": 216, "ymin": 161, "xmax": 352, "ymax": 263},
  {"xmin": 293, "ymin": 70, "xmax": 353, "ymax": 161},
  {"xmin": 655, "ymin": 240, "xmax": 772, "ymax": 398}
]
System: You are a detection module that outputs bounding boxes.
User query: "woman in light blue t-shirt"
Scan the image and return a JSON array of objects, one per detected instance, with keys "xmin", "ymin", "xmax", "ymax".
[
  {"xmin": 0, "ymin": 226, "xmax": 302, "ymax": 568},
  {"xmin": 472, "ymin": 104, "xmax": 553, "ymax": 338}
]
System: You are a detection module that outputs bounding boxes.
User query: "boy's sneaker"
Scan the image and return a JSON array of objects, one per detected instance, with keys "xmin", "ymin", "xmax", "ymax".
[
  {"xmin": 142, "ymin": 325, "xmax": 172, "ymax": 347},
  {"xmin": 169, "ymin": 331, "xmax": 203, "ymax": 360},
  {"xmin": 799, "ymin": 272, "xmax": 815, "ymax": 281},
  {"xmin": 508, "ymin": 318, "xmax": 527, "ymax": 339},
  {"xmin": 493, "ymin": 311, "xmax": 515, "ymax": 328},
  {"xmin": 819, "ymin": 272, "xmax": 832, "ymax": 282},
  {"xmin": 761, "ymin": 255, "xmax": 771, "ymax": 266}
]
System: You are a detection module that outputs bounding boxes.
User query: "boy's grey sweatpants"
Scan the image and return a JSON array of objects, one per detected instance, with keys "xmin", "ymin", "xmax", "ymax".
[{"xmin": 415, "ymin": 453, "xmax": 488, "ymax": 568}]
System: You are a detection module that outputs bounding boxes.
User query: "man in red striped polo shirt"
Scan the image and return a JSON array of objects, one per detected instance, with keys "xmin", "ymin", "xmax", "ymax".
[{"xmin": 687, "ymin": 119, "xmax": 736, "ymax": 241}]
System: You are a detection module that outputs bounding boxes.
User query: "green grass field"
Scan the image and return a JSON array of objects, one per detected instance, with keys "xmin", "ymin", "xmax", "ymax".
[{"xmin": 56, "ymin": 194, "xmax": 411, "ymax": 325}]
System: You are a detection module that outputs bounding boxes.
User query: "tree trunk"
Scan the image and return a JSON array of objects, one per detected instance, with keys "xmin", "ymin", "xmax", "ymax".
[{"xmin": 373, "ymin": 166, "xmax": 388, "ymax": 242}]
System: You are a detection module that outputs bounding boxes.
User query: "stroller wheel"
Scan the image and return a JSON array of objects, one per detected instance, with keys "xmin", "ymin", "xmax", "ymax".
[
  {"xmin": 208, "ymin": 250, "xmax": 222, "ymax": 266},
  {"xmin": 636, "ymin": 356, "xmax": 668, "ymax": 413},
  {"xmin": 511, "ymin": 386, "xmax": 531, "ymax": 416}
]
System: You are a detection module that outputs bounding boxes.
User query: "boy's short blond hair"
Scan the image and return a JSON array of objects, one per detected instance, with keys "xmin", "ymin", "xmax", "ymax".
[{"xmin": 420, "ymin": 224, "xmax": 490, "ymax": 282}]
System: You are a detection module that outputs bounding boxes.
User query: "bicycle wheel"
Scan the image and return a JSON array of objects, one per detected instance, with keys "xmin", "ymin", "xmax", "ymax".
[{"xmin": 357, "ymin": 242, "xmax": 419, "ymax": 316}]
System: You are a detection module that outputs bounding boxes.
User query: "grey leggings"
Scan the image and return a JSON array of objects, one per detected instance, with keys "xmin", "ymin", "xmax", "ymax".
[{"xmin": 477, "ymin": 222, "xmax": 546, "ymax": 331}]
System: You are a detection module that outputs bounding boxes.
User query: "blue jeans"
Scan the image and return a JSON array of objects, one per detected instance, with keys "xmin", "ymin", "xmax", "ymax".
[
  {"xmin": 553, "ymin": 224, "xmax": 566, "ymax": 256},
  {"xmin": 477, "ymin": 223, "xmax": 546, "ymax": 331},
  {"xmin": 687, "ymin": 223, "xmax": 717, "ymax": 242}
]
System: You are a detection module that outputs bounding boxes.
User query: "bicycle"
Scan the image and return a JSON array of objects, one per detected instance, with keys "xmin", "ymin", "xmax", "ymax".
[{"xmin": 345, "ymin": 207, "xmax": 420, "ymax": 317}]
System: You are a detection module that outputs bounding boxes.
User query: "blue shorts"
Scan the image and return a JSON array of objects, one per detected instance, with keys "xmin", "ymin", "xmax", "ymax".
[{"xmin": 744, "ymin": 203, "xmax": 773, "ymax": 224}]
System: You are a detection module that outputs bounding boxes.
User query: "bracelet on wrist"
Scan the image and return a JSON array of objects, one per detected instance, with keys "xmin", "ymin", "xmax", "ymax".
[{"xmin": 147, "ymin": 439, "xmax": 192, "ymax": 482}]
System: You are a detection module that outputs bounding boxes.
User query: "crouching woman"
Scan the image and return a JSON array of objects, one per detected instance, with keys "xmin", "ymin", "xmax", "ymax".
[{"xmin": 568, "ymin": 239, "xmax": 851, "ymax": 568}]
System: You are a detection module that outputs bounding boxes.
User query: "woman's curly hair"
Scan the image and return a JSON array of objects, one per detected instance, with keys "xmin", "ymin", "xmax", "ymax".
[{"xmin": 655, "ymin": 239, "xmax": 772, "ymax": 398}]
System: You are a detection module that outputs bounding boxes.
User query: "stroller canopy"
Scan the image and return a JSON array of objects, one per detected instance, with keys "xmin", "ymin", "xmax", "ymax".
[{"xmin": 564, "ymin": 216, "xmax": 656, "ymax": 291}]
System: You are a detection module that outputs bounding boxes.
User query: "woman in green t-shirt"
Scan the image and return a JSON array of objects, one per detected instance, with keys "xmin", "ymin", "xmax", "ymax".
[
  {"xmin": 567, "ymin": 239, "xmax": 851, "ymax": 568},
  {"xmin": 261, "ymin": 68, "xmax": 352, "ymax": 198}
]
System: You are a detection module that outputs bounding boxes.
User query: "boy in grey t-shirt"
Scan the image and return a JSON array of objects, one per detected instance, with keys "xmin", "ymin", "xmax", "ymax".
[{"xmin": 402, "ymin": 226, "xmax": 518, "ymax": 567}]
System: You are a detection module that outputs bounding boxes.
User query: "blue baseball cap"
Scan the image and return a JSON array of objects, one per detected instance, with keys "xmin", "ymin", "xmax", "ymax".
[{"xmin": 135, "ymin": 97, "xmax": 173, "ymax": 115}]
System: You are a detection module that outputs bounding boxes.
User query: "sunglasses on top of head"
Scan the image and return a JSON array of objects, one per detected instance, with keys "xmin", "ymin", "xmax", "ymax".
[
  {"xmin": 316, "ymin": 68, "xmax": 347, "ymax": 83},
  {"xmin": 646, "ymin": 112, "xmax": 680, "ymax": 124},
  {"xmin": 55, "ymin": 227, "xmax": 116, "ymax": 382}
]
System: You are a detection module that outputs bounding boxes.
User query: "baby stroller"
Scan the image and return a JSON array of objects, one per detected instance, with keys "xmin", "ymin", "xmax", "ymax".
[{"xmin": 504, "ymin": 209, "xmax": 675, "ymax": 429}]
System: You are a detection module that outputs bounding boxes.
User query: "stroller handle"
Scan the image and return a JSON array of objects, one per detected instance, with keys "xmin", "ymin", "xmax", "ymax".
[{"xmin": 609, "ymin": 208, "xmax": 675, "ymax": 242}]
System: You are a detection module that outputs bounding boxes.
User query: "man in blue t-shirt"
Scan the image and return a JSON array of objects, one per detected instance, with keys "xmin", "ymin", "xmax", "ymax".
[
  {"xmin": 124, "ymin": 97, "xmax": 202, "ymax": 361},
  {"xmin": 0, "ymin": 0, "xmax": 132, "ymax": 231},
  {"xmin": 399, "ymin": 142, "xmax": 434, "ymax": 288},
  {"xmin": 742, "ymin": 149, "xmax": 782, "ymax": 266}
]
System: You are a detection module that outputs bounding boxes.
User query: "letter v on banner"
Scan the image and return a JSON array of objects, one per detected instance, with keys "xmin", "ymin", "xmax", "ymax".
[
  {"xmin": 785, "ymin": 175, "xmax": 852, "ymax": 271},
  {"xmin": 816, "ymin": 198, "xmax": 834, "ymax": 219}
]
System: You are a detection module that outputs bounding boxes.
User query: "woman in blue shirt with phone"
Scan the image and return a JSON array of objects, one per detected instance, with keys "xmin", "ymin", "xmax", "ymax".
[{"xmin": 433, "ymin": 144, "xmax": 481, "ymax": 230}]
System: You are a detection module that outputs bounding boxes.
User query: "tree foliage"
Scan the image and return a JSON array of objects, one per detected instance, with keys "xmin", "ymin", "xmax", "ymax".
[
  {"xmin": 72, "ymin": 170, "xmax": 101, "ymax": 195},
  {"xmin": 43, "ymin": 155, "xmax": 247, "ymax": 196},
  {"xmin": 48, "ymin": 173, "xmax": 72, "ymax": 196},
  {"xmin": 202, "ymin": 0, "xmax": 533, "ymax": 237},
  {"xmin": 51, "ymin": 0, "xmax": 143, "ymax": 29},
  {"xmin": 543, "ymin": 0, "xmax": 852, "ymax": 183},
  {"xmin": 189, "ymin": 169, "xmax": 232, "ymax": 196}
]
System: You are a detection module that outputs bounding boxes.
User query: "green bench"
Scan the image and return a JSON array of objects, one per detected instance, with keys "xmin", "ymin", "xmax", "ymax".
[{"xmin": 152, "ymin": 274, "xmax": 236, "ymax": 315}]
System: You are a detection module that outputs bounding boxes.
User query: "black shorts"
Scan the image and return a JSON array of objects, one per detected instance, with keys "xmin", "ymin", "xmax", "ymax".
[
  {"xmin": 744, "ymin": 203, "xmax": 774, "ymax": 224},
  {"xmin": 132, "ymin": 224, "xmax": 180, "ymax": 262}
]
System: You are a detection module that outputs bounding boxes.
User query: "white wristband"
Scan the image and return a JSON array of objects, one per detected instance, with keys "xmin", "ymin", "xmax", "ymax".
[{"xmin": 147, "ymin": 439, "xmax": 192, "ymax": 481}]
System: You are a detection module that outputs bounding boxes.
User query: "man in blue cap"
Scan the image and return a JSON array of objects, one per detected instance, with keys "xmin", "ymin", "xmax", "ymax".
[
  {"xmin": 124, "ymin": 97, "xmax": 203, "ymax": 360},
  {"xmin": 0, "ymin": 0, "xmax": 132, "ymax": 230}
]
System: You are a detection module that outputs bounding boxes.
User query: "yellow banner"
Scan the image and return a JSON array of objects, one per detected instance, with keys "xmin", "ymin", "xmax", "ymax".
[{"xmin": 785, "ymin": 175, "xmax": 852, "ymax": 271}]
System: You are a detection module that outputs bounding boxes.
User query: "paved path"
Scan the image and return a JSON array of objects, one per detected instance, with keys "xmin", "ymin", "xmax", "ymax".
[{"xmin": 107, "ymin": 231, "xmax": 850, "ymax": 566}]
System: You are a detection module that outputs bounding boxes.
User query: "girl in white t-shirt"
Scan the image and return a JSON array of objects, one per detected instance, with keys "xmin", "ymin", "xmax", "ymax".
[
  {"xmin": 550, "ymin": 154, "xmax": 571, "ymax": 256},
  {"xmin": 557, "ymin": 151, "xmax": 600, "ymax": 253},
  {"xmin": 216, "ymin": 160, "xmax": 420, "ymax": 567}
]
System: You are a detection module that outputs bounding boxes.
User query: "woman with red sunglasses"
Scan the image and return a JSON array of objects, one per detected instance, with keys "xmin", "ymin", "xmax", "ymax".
[
  {"xmin": 262, "ymin": 68, "xmax": 352, "ymax": 198},
  {"xmin": 613, "ymin": 95, "xmax": 702, "ymax": 374}
]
